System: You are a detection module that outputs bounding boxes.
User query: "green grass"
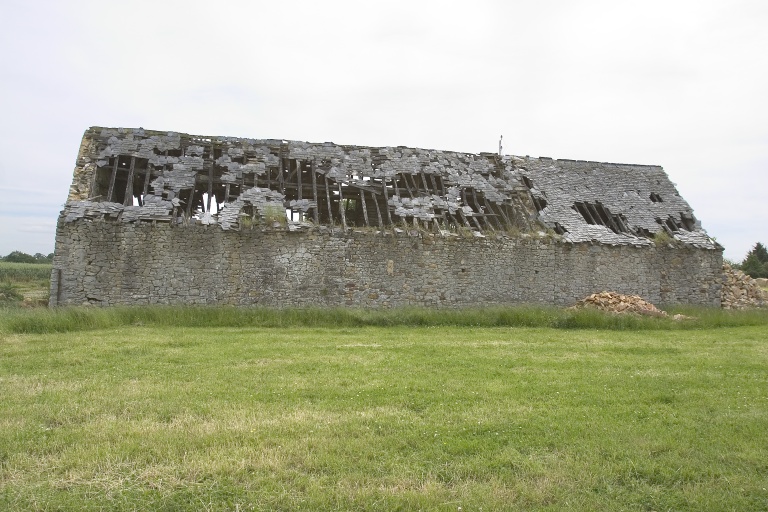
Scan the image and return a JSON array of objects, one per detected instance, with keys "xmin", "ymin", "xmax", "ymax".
[
  {"xmin": 0, "ymin": 262, "xmax": 51, "ymax": 308},
  {"xmin": 1, "ymin": 304, "xmax": 767, "ymax": 334},
  {"xmin": 0, "ymin": 283, "xmax": 24, "ymax": 307},
  {"xmin": 0, "ymin": 262, "xmax": 51, "ymax": 282},
  {"xmin": 1, "ymin": 321, "xmax": 767, "ymax": 510}
]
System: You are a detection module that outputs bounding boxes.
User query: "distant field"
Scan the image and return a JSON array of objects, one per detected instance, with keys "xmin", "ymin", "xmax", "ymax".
[
  {"xmin": 0, "ymin": 261, "xmax": 51, "ymax": 282},
  {"xmin": 1, "ymin": 319, "xmax": 767, "ymax": 510},
  {"xmin": 0, "ymin": 262, "xmax": 50, "ymax": 307}
]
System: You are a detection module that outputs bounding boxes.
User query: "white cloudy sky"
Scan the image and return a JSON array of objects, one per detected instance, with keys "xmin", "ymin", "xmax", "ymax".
[{"xmin": 0, "ymin": 0, "xmax": 765, "ymax": 260}]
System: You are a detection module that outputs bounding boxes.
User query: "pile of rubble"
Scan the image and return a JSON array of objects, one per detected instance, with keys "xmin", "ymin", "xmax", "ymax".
[
  {"xmin": 721, "ymin": 264, "xmax": 767, "ymax": 309},
  {"xmin": 572, "ymin": 291, "xmax": 668, "ymax": 317}
]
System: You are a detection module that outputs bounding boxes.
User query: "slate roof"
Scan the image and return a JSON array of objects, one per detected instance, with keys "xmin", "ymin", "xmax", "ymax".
[{"xmin": 61, "ymin": 127, "xmax": 717, "ymax": 249}]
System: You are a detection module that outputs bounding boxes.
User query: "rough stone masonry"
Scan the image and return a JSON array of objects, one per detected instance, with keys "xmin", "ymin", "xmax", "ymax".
[{"xmin": 50, "ymin": 127, "xmax": 723, "ymax": 307}]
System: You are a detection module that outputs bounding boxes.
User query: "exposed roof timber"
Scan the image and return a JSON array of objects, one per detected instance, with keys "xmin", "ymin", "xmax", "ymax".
[{"xmin": 61, "ymin": 127, "xmax": 718, "ymax": 250}]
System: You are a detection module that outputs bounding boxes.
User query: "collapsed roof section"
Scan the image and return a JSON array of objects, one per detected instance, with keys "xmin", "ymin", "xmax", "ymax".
[
  {"xmin": 62, "ymin": 127, "xmax": 717, "ymax": 249},
  {"xmin": 517, "ymin": 157, "xmax": 716, "ymax": 248}
]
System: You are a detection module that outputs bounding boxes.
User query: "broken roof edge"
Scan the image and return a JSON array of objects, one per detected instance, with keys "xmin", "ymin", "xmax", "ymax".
[
  {"xmin": 520, "ymin": 156, "xmax": 663, "ymax": 170},
  {"xmin": 87, "ymin": 127, "xmax": 663, "ymax": 170},
  {"xmin": 65, "ymin": 126, "xmax": 719, "ymax": 251},
  {"xmin": 53, "ymin": 201, "xmax": 723, "ymax": 250}
]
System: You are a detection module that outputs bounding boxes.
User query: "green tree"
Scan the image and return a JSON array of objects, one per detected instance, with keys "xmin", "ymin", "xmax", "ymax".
[
  {"xmin": 740, "ymin": 242, "xmax": 768, "ymax": 278},
  {"xmin": 3, "ymin": 251, "xmax": 37, "ymax": 263},
  {"xmin": 752, "ymin": 242, "xmax": 768, "ymax": 263},
  {"xmin": 1, "ymin": 251, "xmax": 54, "ymax": 264}
]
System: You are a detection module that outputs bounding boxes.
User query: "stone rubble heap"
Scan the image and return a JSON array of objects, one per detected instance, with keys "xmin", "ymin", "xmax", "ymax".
[
  {"xmin": 571, "ymin": 291, "xmax": 668, "ymax": 317},
  {"xmin": 721, "ymin": 264, "xmax": 767, "ymax": 309}
]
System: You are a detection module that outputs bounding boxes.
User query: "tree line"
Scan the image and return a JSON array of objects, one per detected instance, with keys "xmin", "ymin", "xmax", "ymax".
[
  {"xmin": 1, "ymin": 251, "xmax": 54, "ymax": 264},
  {"xmin": 731, "ymin": 242, "xmax": 768, "ymax": 279}
]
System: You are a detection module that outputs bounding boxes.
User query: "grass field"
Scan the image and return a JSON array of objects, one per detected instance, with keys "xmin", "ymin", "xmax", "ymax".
[
  {"xmin": 0, "ymin": 262, "xmax": 51, "ymax": 307},
  {"xmin": 1, "ymin": 308, "xmax": 767, "ymax": 510}
]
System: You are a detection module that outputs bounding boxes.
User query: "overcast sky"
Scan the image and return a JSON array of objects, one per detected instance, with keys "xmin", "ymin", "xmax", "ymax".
[{"xmin": 0, "ymin": 0, "xmax": 765, "ymax": 261}]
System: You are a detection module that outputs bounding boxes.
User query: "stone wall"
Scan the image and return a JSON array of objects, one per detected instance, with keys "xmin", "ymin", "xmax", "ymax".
[{"xmin": 49, "ymin": 222, "xmax": 723, "ymax": 308}]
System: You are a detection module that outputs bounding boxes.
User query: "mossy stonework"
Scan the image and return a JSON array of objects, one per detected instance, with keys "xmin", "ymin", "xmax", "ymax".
[{"xmin": 51, "ymin": 127, "xmax": 722, "ymax": 307}]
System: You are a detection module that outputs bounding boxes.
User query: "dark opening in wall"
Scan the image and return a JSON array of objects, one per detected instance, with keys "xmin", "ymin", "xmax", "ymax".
[
  {"xmin": 635, "ymin": 227, "xmax": 654, "ymax": 238},
  {"xmin": 680, "ymin": 212, "xmax": 696, "ymax": 231},
  {"xmin": 573, "ymin": 201, "xmax": 629, "ymax": 234},
  {"xmin": 522, "ymin": 176, "xmax": 534, "ymax": 189},
  {"xmin": 131, "ymin": 170, "xmax": 145, "ymax": 206},
  {"xmin": 657, "ymin": 215, "xmax": 684, "ymax": 234},
  {"xmin": 573, "ymin": 202, "xmax": 594, "ymax": 224},
  {"xmin": 666, "ymin": 216, "xmax": 680, "ymax": 232},
  {"xmin": 92, "ymin": 155, "xmax": 151, "ymax": 204},
  {"xmin": 650, "ymin": 192, "xmax": 663, "ymax": 202},
  {"xmin": 178, "ymin": 188, "xmax": 194, "ymax": 218},
  {"xmin": 242, "ymin": 204, "xmax": 254, "ymax": 220},
  {"xmin": 657, "ymin": 213, "xmax": 696, "ymax": 234},
  {"xmin": 198, "ymin": 193, "xmax": 219, "ymax": 216},
  {"xmin": 124, "ymin": 157, "xmax": 149, "ymax": 206},
  {"xmin": 96, "ymin": 156, "xmax": 130, "ymax": 203},
  {"xmin": 93, "ymin": 166, "xmax": 112, "ymax": 200},
  {"xmin": 531, "ymin": 196, "xmax": 547, "ymax": 212}
]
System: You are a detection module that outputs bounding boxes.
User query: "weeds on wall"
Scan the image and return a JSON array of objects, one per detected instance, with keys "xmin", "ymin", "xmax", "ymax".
[
  {"xmin": 238, "ymin": 205, "xmax": 288, "ymax": 229},
  {"xmin": 653, "ymin": 231, "xmax": 673, "ymax": 246},
  {"xmin": 262, "ymin": 205, "xmax": 288, "ymax": 227},
  {"xmin": 240, "ymin": 215, "xmax": 254, "ymax": 229}
]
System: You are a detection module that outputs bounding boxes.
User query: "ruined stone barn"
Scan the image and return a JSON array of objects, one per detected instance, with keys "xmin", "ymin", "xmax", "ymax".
[{"xmin": 50, "ymin": 127, "xmax": 723, "ymax": 307}]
